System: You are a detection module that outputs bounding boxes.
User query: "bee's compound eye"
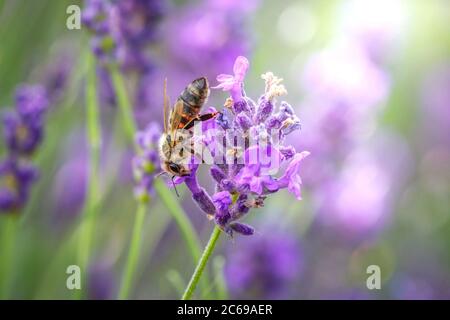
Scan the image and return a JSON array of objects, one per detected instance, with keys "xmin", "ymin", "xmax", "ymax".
[{"xmin": 169, "ymin": 163, "xmax": 180, "ymax": 174}]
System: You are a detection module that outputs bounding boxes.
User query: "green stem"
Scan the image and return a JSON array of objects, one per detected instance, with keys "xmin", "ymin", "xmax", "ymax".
[
  {"xmin": 182, "ymin": 226, "xmax": 222, "ymax": 300},
  {"xmin": 108, "ymin": 64, "xmax": 137, "ymax": 144},
  {"xmin": 76, "ymin": 53, "xmax": 102, "ymax": 298},
  {"xmin": 0, "ymin": 215, "xmax": 18, "ymax": 299},
  {"xmin": 213, "ymin": 256, "xmax": 229, "ymax": 300},
  {"xmin": 118, "ymin": 202, "xmax": 147, "ymax": 299}
]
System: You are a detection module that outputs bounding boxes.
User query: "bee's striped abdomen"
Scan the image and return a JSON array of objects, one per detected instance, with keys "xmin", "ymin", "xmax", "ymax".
[{"xmin": 178, "ymin": 77, "xmax": 210, "ymax": 121}]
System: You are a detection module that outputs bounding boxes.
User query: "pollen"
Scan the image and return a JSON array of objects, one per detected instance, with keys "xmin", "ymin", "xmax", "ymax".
[{"xmin": 261, "ymin": 72, "xmax": 287, "ymax": 101}]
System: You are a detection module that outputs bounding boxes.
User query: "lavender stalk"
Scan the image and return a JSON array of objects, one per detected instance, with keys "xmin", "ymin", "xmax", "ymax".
[
  {"xmin": 182, "ymin": 226, "xmax": 221, "ymax": 300},
  {"xmin": 76, "ymin": 53, "xmax": 102, "ymax": 298},
  {"xmin": 118, "ymin": 202, "xmax": 147, "ymax": 299},
  {"xmin": 0, "ymin": 216, "xmax": 18, "ymax": 298}
]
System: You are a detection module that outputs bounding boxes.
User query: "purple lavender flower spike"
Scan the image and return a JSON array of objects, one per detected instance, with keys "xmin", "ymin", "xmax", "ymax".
[{"xmin": 172, "ymin": 56, "xmax": 309, "ymax": 236}]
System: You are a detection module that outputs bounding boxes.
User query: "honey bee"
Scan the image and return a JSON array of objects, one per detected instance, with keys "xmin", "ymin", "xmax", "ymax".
[{"xmin": 159, "ymin": 77, "xmax": 219, "ymax": 179}]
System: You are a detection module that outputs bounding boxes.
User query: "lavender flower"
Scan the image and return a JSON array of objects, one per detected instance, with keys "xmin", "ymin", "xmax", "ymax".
[
  {"xmin": 1, "ymin": 84, "xmax": 51, "ymax": 214},
  {"xmin": 82, "ymin": 0, "xmax": 165, "ymax": 111},
  {"xmin": 0, "ymin": 158, "xmax": 38, "ymax": 213},
  {"xmin": 175, "ymin": 56, "xmax": 309, "ymax": 236},
  {"xmin": 132, "ymin": 122, "xmax": 161, "ymax": 202},
  {"xmin": 82, "ymin": 0, "xmax": 164, "ymax": 71},
  {"xmin": 225, "ymin": 230, "xmax": 302, "ymax": 298},
  {"xmin": 2, "ymin": 84, "xmax": 49, "ymax": 156}
]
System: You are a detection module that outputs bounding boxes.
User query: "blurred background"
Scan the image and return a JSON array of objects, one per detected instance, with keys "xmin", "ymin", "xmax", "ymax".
[{"xmin": 0, "ymin": 0, "xmax": 449, "ymax": 299}]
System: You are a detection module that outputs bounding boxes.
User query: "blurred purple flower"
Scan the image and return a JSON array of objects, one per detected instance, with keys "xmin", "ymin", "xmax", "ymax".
[
  {"xmin": 0, "ymin": 84, "xmax": 51, "ymax": 214},
  {"xmin": 293, "ymin": 25, "xmax": 400, "ymax": 236},
  {"xmin": 52, "ymin": 154, "xmax": 87, "ymax": 223},
  {"xmin": 225, "ymin": 230, "xmax": 302, "ymax": 299},
  {"xmin": 2, "ymin": 84, "xmax": 49, "ymax": 156},
  {"xmin": 83, "ymin": 0, "xmax": 164, "ymax": 72},
  {"xmin": 163, "ymin": 0, "xmax": 256, "ymax": 82},
  {"xmin": 14, "ymin": 84, "xmax": 49, "ymax": 121},
  {"xmin": 0, "ymin": 158, "xmax": 38, "ymax": 213},
  {"xmin": 338, "ymin": 0, "xmax": 407, "ymax": 63},
  {"xmin": 301, "ymin": 40, "xmax": 389, "ymax": 110},
  {"xmin": 42, "ymin": 52, "xmax": 73, "ymax": 103},
  {"xmin": 317, "ymin": 155, "xmax": 391, "ymax": 233},
  {"xmin": 83, "ymin": 0, "xmax": 165, "ymax": 111},
  {"xmin": 87, "ymin": 262, "xmax": 116, "ymax": 300},
  {"xmin": 132, "ymin": 122, "xmax": 161, "ymax": 202},
  {"xmin": 3, "ymin": 112, "xmax": 43, "ymax": 157}
]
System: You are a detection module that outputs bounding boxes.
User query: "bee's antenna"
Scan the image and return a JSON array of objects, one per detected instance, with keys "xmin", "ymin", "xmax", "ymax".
[
  {"xmin": 155, "ymin": 171, "xmax": 166, "ymax": 178},
  {"xmin": 171, "ymin": 176, "xmax": 180, "ymax": 198}
]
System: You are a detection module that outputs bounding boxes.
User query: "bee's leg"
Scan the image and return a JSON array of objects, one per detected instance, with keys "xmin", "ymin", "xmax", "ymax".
[
  {"xmin": 187, "ymin": 145, "xmax": 206, "ymax": 163},
  {"xmin": 183, "ymin": 112, "xmax": 220, "ymax": 130}
]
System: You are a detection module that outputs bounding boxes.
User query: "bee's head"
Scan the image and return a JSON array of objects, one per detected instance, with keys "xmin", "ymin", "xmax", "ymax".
[{"xmin": 164, "ymin": 161, "xmax": 191, "ymax": 177}]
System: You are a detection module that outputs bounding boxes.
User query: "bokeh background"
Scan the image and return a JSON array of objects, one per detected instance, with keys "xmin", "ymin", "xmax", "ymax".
[{"xmin": 0, "ymin": 0, "xmax": 449, "ymax": 299}]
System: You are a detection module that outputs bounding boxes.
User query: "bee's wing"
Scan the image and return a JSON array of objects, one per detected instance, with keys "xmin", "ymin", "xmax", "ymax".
[
  {"xmin": 169, "ymin": 99, "xmax": 184, "ymax": 132},
  {"xmin": 163, "ymin": 78, "xmax": 170, "ymax": 133}
]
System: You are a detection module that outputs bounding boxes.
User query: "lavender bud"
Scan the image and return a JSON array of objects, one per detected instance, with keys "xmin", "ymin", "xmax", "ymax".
[
  {"xmin": 281, "ymin": 118, "xmax": 302, "ymax": 136},
  {"xmin": 235, "ymin": 113, "xmax": 252, "ymax": 131},
  {"xmin": 213, "ymin": 191, "xmax": 232, "ymax": 227},
  {"xmin": 210, "ymin": 166, "xmax": 226, "ymax": 184},
  {"xmin": 255, "ymin": 97, "xmax": 273, "ymax": 124},
  {"xmin": 233, "ymin": 100, "xmax": 249, "ymax": 113},
  {"xmin": 216, "ymin": 109, "xmax": 231, "ymax": 130},
  {"xmin": 266, "ymin": 116, "xmax": 282, "ymax": 130},
  {"xmin": 279, "ymin": 146, "xmax": 296, "ymax": 160},
  {"xmin": 244, "ymin": 97, "xmax": 257, "ymax": 113},
  {"xmin": 192, "ymin": 188, "xmax": 216, "ymax": 217},
  {"xmin": 220, "ymin": 179, "xmax": 236, "ymax": 192},
  {"xmin": 229, "ymin": 222, "xmax": 254, "ymax": 236},
  {"xmin": 280, "ymin": 101, "xmax": 295, "ymax": 115},
  {"xmin": 230, "ymin": 194, "xmax": 250, "ymax": 220}
]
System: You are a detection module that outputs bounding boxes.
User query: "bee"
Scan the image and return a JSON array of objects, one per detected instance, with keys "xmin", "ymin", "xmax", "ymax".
[{"xmin": 159, "ymin": 77, "xmax": 219, "ymax": 180}]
